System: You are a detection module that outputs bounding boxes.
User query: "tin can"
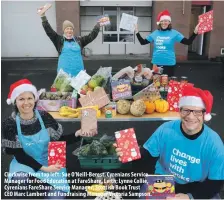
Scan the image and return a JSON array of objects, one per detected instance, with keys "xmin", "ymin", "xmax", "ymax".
[
  {"xmin": 170, "ymin": 76, "xmax": 178, "ymax": 81},
  {"xmin": 153, "ymin": 74, "xmax": 161, "ymax": 87},
  {"xmin": 161, "ymin": 74, "xmax": 169, "ymax": 87},
  {"xmin": 180, "ymin": 76, "xmax": 188, "ymax": 84},
  {"xmin": 105, "ymin": 110, "xmax": 112, "ymax": 118},
  {"xmin": 50, "ymin": 86, "xmax": 57, "ymax": 92}
]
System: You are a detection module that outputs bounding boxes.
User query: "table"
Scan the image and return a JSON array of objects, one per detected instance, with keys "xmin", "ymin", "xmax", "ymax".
[{"xmin": 49, "ymin": 111, "xmax": 180, "ymax": 122}]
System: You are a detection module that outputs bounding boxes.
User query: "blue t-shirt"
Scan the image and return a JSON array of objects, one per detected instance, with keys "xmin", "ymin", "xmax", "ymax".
[
  {"xmin": 143, "ymin": 120, "xmax": 224, "ymax": 184},
  {"xmin": 146, "ymin": 29, "xmax": 184, "ymax": 66}
]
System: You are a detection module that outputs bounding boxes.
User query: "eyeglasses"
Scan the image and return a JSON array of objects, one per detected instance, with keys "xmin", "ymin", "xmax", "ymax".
[
  {"xmin": 154, "ymin": 187, "xmax": 167, "ymax": 190},
  {"xmin": 180, "ymin": 109, "xmax": 205, "ymax": 117}
]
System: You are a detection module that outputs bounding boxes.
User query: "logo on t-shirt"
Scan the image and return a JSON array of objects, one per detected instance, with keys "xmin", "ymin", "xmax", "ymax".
[{"xmin": 168, "ymin": 148, "xmax": 201, "ymax": 182}]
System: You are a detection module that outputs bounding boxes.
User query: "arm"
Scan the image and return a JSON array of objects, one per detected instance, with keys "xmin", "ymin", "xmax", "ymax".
[
  {"xmin": 180, "ymin": 33, "xmax": 198, "ymax": 45},
  {"xmin": 136, "ymin": 32, "xmax": 150, "ymax": 45},
  {"xmin": 5, "ymin": 148, "xmax": 42, "ymax": 172},
  {"xmin": 41, "ymin": 16, "xmax": 62, "ymax": 53},
  {"xmin": 185, "ymin": 179, "xmax": 223, "ymax": 199},
  {"xmin": 79, "ymin": 23, "xmax": 100, "ymax": 48}
]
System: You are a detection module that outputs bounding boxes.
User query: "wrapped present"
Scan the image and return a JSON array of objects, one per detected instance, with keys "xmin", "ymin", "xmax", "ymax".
[
  {"xmin": 111, "ymin": 79, "xmax": 132, "ymax": 101},
  {"xmin": 133, "ymin": 83, "xmax": 161, "ymax": 102},
  {"xmin": 48, "ymin": 141, "xmax": 66, "ymax": 167},
  {"xmin": 115, "ymin": 128, "xmax": 141, "ymax": 163},
  {"xmin": 81, "ymin": 108, "xmax": 98, "ymax": 136},
  {"xmin": 198, "ymin": 10, "xmax": 213, "ymax": 34},
  {"xmin": 167, "ymin": 81, "xmax": 194, "ymax": 112},
  {"xmin": 79, "ymin": 88, "xmax": 110, "ymax": 109}
]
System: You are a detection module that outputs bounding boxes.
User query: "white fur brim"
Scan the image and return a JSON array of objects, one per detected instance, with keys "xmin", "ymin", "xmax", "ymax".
[
  {"xmin": 9, "ymin": 84, "xmax": 38, "ymax": 105},
  {"xmin": 179, "ymin": 96, "xmax": 205, "ymax": 109},
  {"xmin": 160, "ymin": 15, "xmax": 171, "ymax": 22}
]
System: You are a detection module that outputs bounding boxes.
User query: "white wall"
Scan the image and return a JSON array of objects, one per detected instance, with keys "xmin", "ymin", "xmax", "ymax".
[
  {"xmin": 80, "ymin": 1, "xmax": 152, "ymax": 7},
  {"xmin": 1, "ymin": 1, "xmax": 58, "ymax": 57}
]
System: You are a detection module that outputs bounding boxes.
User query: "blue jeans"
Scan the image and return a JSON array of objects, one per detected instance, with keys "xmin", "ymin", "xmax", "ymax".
[{"xmin": 11, "ymin": 172, "xmax": 66, "ymax": 199}]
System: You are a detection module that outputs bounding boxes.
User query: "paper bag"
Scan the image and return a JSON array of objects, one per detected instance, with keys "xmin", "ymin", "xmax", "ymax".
[
  {"xmin": 79, "ymin": 88, "xmax": 110, "ymax": 108},
  {"xmin": 81, "ymin": 108, "xmax": 97, "ymax": 136}
]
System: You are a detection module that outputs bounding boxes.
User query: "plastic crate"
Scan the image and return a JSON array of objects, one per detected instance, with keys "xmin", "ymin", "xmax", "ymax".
[{"xmin": 78, "ymin": 155, "xmax": 131, "ymax": 170}]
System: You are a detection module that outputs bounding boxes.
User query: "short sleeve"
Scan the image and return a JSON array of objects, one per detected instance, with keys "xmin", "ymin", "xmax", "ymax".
[
  {"xmin": 174, "ymin": 30, "xmax": 184, "ymax": 42},
  {"xmin": 143, "ymin": 125, "xmax": 164, "ymax": 157},
  {"xmin": 208, "ymin": 139, "xmax": 224, "ymax": 180},
  {"xmin": 146, "ymin": 31, "xmax": 155, "ymax": 43}
]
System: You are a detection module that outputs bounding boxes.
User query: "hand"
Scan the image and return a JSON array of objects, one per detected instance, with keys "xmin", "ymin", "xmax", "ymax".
[
  {"xmin": 37, "ymin": 6, "xmax": 46, "ymax": 17},
  {"xmin": 41, "ymin": 163, "xmax": 62, "ymax": 173},
  {"xmin": 75, "ymin": 129, "xmax": 97, "ymax": 137},
  {"xmin": 113, "ymin": 143, "xmax": 123, "ymax": 161},
  {"xmin": 166, "ymin": 193, "xmax": 190, "ymax": 200},
  {"xmin": 134, "ymin": 24, "xmax": 139, "ymax": 33},
  {"xmin": 194, "ymin": 23, "xmax": 200, "ymax": 34}
]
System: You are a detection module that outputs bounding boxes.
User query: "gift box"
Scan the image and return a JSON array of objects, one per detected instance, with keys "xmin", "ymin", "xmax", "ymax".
[
  {"xmin": 81, "ymin": 108, "xmax": 98, "ymax": 136},
  {"xmin": 167, "ymin": 81, "xmax": 194, "ymax": 112},
  {"xmin": 111, "ymin": 79, "xmax": 132, "ymax": 101},
  {"xmin": 133, "ymin": 83, "xmax": 161, "ymax": 102},
  {"xmin": 79, "ymin": 88, "xmax": 110, "ymax": 109},
  {"xmin": 48, "ymin": 141, "xmax": 66, "ymax": 167},
  {"xmin": 115, "ymin": 128, "xmax": 141, "ymax": 163},
  {"xmin": 198, "ymin": 10, "xmax": 213, "ymax": 34}
]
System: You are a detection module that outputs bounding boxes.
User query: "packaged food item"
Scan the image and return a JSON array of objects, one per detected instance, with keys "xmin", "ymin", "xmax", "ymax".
[
  {"xmin": 161, "ymin": 74, "xmax": 169, "ymax": 87},
  {"xmin": 111, "ymin": 79, "xmax": 132, "ymax": 101},
  {"xmin": 103, "ymin": 102, "xmax": 117, "ymax": 117},
  {"xmin": 115, "ymin": 128, "xmax": 141, "ymax": 163},
  {"xmin": 153, "ymin": 74, "xmax": 161, "ymax": 88},
  {"xmin": 97, "ymin": 14, "xmax": 110, "ymax": 26}
]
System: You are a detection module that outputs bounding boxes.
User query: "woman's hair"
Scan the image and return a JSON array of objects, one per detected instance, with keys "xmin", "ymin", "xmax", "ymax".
[{"xmin": 157, "ymin": 23, "xmax": 172, "ymax": 31}]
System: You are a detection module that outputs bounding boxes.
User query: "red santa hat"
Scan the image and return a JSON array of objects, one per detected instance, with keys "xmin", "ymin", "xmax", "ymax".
[
  {"xmin": 7, "ymin": 79, "xmax": 38, "ymax": 105},
  {"xmin": 157, "ymin": 10, "xmax": 171, "ymax": 25},
  {"xmin": 179, "ymin": 85, "xmax": 213, "ymax": 121}
]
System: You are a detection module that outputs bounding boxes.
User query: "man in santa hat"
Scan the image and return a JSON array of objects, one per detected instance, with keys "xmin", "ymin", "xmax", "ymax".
[
  {"xmin": 115, "ymin": 85, "xmax": 224, "ymax": 199},
  {"xmin": 135, "ymin": 10, "xmax": 200, "ymax": 77}
]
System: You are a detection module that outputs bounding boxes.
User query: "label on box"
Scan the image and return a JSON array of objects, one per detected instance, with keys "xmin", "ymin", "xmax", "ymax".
[{"xmin": 111, "ymin": 79, "xmax": 132, "ymax": 101}]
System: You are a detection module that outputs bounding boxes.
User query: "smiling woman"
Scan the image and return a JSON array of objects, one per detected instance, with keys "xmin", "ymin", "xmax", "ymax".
[{"xmin": 2, "ymin": 79, "xmax": 97, "ymax": 198}]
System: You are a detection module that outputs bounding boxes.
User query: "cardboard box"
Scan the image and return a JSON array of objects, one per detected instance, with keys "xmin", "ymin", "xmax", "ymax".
[{"xmin": 111, "ymin": 79, "xmax": 132, "ymax": 101}]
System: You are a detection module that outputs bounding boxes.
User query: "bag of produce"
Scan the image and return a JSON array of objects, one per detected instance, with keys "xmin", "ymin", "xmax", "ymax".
[{"xmin": 72, "ymin": 134, "xmax": 116, "ymax": 157}]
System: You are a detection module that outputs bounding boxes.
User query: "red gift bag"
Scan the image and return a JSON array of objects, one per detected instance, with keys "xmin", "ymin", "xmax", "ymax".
[
  {"xmin": 48, "ymin": 141, "xmax": 66, "ymax": 168},
  {"xmin": 198, "ymin": 10, "xmax": 213, "ymax": 34},
  {"xmin": 167, "ymin": 81, "xmax": 194, "ymax": 112},
  {"xmin": 115, "ymin": 128, "xmax": 141, "ymax": 163}
]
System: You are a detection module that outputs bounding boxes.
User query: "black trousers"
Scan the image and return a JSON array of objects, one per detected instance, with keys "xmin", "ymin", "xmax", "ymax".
[{"xmin": 157, "ymin": 65, "xmax": 176, "ymax": 77}]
